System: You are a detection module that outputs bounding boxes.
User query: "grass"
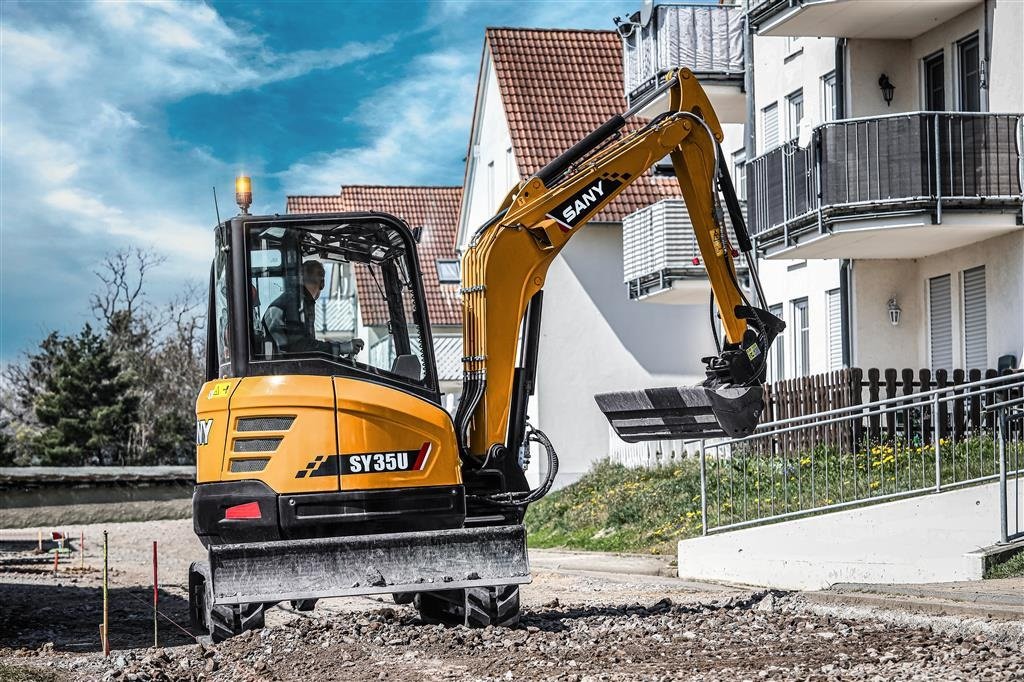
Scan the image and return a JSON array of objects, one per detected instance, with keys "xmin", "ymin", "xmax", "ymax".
[
  {"xmin": 526, "ymin": 459, "xmax": 704, "ymax": 555},
  {"xmin": 985, "ymin": 550, "xmax": 1024, "ymax": 579},
  {"xmin": 526, "ymin": 433, "xmax": 1021, "ymax": 555}
]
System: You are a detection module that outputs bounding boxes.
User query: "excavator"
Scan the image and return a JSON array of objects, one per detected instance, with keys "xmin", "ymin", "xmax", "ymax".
[{"xmin": 189, "ymin": 68, "xmax": 784, "ymax": 640}]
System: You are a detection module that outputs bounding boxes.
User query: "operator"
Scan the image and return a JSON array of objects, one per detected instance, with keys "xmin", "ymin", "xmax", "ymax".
[{"xmin": 262, "ymin": 259, "xmax": 364, "ymax": 358}]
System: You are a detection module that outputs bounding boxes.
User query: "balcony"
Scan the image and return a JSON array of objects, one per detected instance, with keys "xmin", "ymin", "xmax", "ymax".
[
  {"xmin": 619, "ymin": 3, "xmax": 746, "ymax": 124},
  {"xmin": 748, "ymin": 0, "xmax": 981, "ymax": 39},
  {"xmin": 748, "ymin": 112, "xmax": 1024, "ymax": 259},
  {"xmin": 623, "ymin": 198, "xmax": 747, "ymax": 303}
]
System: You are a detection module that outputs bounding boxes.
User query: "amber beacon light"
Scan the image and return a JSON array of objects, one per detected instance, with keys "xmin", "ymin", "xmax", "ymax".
[{"xmin": 235, "ymin": 175, "xmax": 252, "ymax": 214}]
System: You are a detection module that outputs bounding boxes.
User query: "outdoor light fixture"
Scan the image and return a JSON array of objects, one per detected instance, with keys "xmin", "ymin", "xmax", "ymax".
[
  {"xmin": 887, "ymin": 297, "xmax": 902, "ymax": 326},
  {"xmin": 878, "ymin": 74, "xmax": 895, "ymax": 106},
  {"xmin": 235, "ymin": 175, "xmax": 252, "ymax": 214}
]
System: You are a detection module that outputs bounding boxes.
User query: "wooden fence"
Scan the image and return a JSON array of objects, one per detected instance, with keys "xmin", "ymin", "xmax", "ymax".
[{"xmin": 762, "ymin": 367, "xmax": 1023, "ymax": 453}]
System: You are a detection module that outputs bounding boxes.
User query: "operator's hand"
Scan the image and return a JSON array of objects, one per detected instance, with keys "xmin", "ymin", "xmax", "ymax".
[{"xmin": 335, "ymin": 338, "xmax": 364, "ymax": 357}]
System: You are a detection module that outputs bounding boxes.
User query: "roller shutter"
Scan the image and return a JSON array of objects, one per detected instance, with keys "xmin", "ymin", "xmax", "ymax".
[
  {"xmin": 928, "ymin": 274, "xmax": 953, "ymax": 370},
  {"xmin": 962, "ymin": 266, "xmax": 987, "ymax": 370}
]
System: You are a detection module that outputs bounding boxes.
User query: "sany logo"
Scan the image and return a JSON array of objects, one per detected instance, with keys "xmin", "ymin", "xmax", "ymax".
[
  {"xmin": 547, "ymin": 177, "xmax": 622, "ymax": 231},
  {"xmin": 196, "ymin": 419, "xmax": 213, "ymax": 446},
  {"xmin": 561, "ymin": 180, "xmax": 605, "ymax": 223}
]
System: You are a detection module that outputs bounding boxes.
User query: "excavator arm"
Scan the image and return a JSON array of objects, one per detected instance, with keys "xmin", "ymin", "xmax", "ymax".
[{"xmin": 455, "ymin": 69, "xmax": 784, "ymax": 484}]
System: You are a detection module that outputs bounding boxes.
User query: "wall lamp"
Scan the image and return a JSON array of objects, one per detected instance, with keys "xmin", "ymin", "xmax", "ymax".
[
  {"xmin": 878, "ymin": 74, "xmax": 895, "ymax": 107},
  {"xmin": 887, "ymin": 297, "xmax": 902, "ymax": 326}
]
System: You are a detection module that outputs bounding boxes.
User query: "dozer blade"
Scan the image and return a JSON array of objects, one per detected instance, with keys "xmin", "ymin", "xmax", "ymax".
[
  {"xmin": 208, "ymin": 525, "xmax": 530, "ymax": 606},
  {"xmin": 595, "ymin": 384, "xmax": 764, "ymax": 442}
]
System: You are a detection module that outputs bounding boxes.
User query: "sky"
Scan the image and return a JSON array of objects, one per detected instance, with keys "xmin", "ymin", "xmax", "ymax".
[{"xmin": 0, "ymin": 0, "xmax": 638, "ymax": 362}]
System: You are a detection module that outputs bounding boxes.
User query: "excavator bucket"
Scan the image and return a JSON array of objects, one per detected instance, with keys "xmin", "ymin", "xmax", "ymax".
[{"xmin": 595, "ymin": 384, "xmax": 765, "ymax": 442}]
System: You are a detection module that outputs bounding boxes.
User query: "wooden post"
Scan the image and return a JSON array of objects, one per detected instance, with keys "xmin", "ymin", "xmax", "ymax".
[
  {"xmin": 102, "ymin": 530, "xmax": 109, "ymax": 656},
  {"xmin": 153, "ymin": 541, "xmax": 158, "ymax": 648}
]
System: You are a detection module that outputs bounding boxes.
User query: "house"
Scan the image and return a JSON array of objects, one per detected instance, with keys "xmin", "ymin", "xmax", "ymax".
[
  {"xmin": 743, "ymin": 0, "xmax": 1024, "ymax": 377},
  {"xmin": 287, "ymin": 186, "xmax": 465, "ymax": 408},
  {"xmin": 456, "ymin": 27, "xmax": 746, "ymax": 485}
]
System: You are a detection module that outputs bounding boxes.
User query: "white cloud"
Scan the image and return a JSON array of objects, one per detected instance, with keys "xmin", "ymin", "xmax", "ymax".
[
  {"xmin": 0, "ymin": 0, "xmax": 393, "ymax": 357},
  {"xmin": 279, "ymin": 49, "xmax": 477, "ymax": 192}
]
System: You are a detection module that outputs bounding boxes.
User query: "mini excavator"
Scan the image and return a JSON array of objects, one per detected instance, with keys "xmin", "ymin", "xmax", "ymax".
[{"xmin": 189, "ymin": 69, "xmax": 784, "ymax": 640}]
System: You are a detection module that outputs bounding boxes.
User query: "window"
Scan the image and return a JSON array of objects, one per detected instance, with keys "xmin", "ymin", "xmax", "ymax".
[
  {"xmin": 785, "ymin": 37, "xmax": 802, "ymax": 55},
  {"xmin": 436, "ymin": 259, "xmax": 461, "ymax": 285},
  {"xmin": 826, "ymin": 288, "xmax": 843, "ymax": 370},
  {"xmin": 247, "ymin": 221, "xmax": 428, "ymax": 385},
  {"xmin": 821, "ymin": 71, "xmax": 837, "ymax": 122},
  {"xmin": 762, "ymin": 102, "xmax": 779, "ymax": 151},
  {"xmin": 213, "ymin": 228, "xmax": 231, "ymax": 378},
  {"xmin": 929, "ymin": 274, "xmax": 953, "ymax": 370},
  {"xmin": 792, "ymin": 298, "xmax": 810, "ymax": 377},
  {"xmin": 731, "ymin": 149, "xmax": 746, "ymax": 201},
  {"xmin": 923, "ymin": 51, "xmax": 945, "ymax": 110},
  {"xmin": 786, "ymin": 89, "xmax": 804, "ymax": 142},
  {"xmin": 505, "ymin": 147, "xmax": 516, "ymax": 189},
  {"xmin": 962, "ymin": 266, "xmax": 987, "ymax": 370},
  {"xmin": 958, "ymin": 34, "xmax": 981, "ymax": 112},
  {"xmin": 768, "ymin": 304, "xmax": 785, "ymax": 382}
]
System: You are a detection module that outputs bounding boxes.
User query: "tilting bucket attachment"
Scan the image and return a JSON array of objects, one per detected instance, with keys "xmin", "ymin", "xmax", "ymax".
[{"xmin": 595, "ymin": 384, "xmax": 765, "ymax": 442}]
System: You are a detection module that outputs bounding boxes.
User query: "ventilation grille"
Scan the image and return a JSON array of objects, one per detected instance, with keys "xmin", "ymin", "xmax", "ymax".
[
  {"xmin": 229, "ymin": 458, "xmax": 270, "ymax": 473},
  {"xmin": 233, "ymin": 437, "xmax": 282, "ymax": 453},
  {"xmin": 237, "ymin": 416, "xmax": 295, "ymax": 432}
]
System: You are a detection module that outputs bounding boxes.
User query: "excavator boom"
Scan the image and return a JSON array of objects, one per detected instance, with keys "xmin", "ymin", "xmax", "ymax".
[{"xmin": 457, "ymin": 69, "xmax": 783, "ymax": 465}]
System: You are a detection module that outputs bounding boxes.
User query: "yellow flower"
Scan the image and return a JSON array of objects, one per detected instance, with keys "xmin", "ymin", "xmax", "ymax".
[{"xmin": 869, "ymin": 481, "xmax": 880, "ymax": 489}]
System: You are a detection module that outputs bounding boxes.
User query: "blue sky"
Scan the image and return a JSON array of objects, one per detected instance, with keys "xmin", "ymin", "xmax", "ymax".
[{"xmin": 0, "ymin": 0, "xmax": 637, "ymax": 361}]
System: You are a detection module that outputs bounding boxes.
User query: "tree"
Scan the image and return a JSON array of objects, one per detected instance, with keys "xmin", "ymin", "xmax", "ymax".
[
  {"xmin": 31, "ymin": 325, "xmax": 139, "ymax": 465},
  {"xmin": 2, "ymin": 246, "xmax": 204, "ymax": 466}
]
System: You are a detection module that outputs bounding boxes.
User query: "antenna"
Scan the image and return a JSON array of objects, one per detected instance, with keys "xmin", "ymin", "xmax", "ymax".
[{"xmin": 212, "ymin": 186, "xmax": 223, "ymax": 226}]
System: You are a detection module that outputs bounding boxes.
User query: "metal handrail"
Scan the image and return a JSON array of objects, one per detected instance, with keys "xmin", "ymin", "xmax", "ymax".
[{"xmin": 747, "ymin": 110, "xmax": 1024, "ymax": 166}]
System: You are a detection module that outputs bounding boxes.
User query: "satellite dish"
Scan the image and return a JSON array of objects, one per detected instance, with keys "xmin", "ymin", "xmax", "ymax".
[{"xmin": 639, "ymin": 0, "xmax": 654, "ymax": 27}]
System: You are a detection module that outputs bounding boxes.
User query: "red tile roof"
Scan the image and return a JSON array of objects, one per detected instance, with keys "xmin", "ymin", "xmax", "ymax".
[
  {"xmin": 481, "ymin": 28, "xmax": 678, "ymax": 223},
  {"xmin": 286, "ymin": 186, "xmax": 462, "ymax": 327}
]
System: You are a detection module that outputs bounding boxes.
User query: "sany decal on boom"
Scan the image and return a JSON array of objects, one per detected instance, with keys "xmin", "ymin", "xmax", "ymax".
[{"xmin": 546, "ymin": 175, "xmax": 624, "ymax": 232}]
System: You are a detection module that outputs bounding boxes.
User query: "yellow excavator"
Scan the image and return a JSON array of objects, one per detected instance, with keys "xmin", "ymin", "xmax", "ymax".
[{"xmin": 189, "ymin": 69, "xmax": 783, "ymax": 640}]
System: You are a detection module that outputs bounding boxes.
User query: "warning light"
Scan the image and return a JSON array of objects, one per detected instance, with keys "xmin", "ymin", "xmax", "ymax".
[{"xmin": 235, "ymin": 175, "xmax": 252, "ymax": 215}]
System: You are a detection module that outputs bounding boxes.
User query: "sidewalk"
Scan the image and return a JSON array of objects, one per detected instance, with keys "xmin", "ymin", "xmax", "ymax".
[
  {"xmin": 804, "ymin": 578, "xmax": 1024, "ymax": 621},
  {"xmin": 528, "ymin": 548, "xmax": 675, "ymax": 577}
]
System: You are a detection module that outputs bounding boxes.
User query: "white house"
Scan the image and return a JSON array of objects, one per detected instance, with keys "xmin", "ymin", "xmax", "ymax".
[
  {"xmin": 745, "ymin": 0, "xmax": 1024, "ymax": 377},
  {"xmin": 456, "ymin": 27, "xmax": 747, "ymax": 486}
]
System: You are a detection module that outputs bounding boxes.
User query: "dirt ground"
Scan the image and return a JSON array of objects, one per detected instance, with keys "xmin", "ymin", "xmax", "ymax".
[{"xmin": 1, "ymin": 519, "xmax": 1022, "ymax": 681}]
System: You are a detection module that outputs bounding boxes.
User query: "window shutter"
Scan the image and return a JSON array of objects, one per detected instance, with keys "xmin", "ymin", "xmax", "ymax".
[
  {"xmin": 929, "ymin": 274, "xmax": 953, "ymax": 370},
  {"xmin": 762, "ymin": 103, "xmax": 779, "ymax": 151},
  {"xmin": 827, "ymin": 288, "xmax": 842, "ymax": 370},
  {"xmin": 962, "ymin": 266, "xmax": 987, "ymax": 370}
]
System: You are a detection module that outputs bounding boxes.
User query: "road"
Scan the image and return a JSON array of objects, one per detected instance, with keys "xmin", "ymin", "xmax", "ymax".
[{"xmin": 1, "ymin": 519, "xmax": 1021, "ymax": 681}]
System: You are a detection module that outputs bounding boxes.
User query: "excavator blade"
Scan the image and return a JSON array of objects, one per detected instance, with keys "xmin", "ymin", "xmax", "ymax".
[
  {"xmin": 595, "ymin": 384, "xmax": 764, "ymax": 442},
  {"xmin": 208, "ymin": 525, "xmax": 530, "ymax": 605}
]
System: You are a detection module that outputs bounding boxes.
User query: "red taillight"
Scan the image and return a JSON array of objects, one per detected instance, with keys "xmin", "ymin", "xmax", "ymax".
[{"xmin": 224, "ymin": 501, "xmax": 261, "ymax": 520}]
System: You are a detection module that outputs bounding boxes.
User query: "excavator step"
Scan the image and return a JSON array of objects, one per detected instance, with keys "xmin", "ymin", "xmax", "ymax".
[
  {"xmin": 207, "ymin": 525, "xmax": 530, "ymax": 606},
  {"xmin": 595, "ymin": 384, "xmax": 764, "ymax": 442}
]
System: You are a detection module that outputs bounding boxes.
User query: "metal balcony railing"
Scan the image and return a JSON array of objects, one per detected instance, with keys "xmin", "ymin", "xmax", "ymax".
[
  {"xmin": 622, "ymin": 198, "xmax": 747, "ymax": 300},
  {"xmin": 620, "ymin": 3, "xmax": 744, "ymax": 107},
  {"xmin": 747, "ymin": 112, "xmax": 1024, "ymax": 246}
]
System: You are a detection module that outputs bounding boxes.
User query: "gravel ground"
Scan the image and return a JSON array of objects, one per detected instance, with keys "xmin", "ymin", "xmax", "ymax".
[{"xmin": 2, "ymin": 519, "xmax": 1022, "ymax": 681}]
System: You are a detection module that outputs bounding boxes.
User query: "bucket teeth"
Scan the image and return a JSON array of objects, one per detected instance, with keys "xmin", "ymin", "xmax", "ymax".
[{"xmin": 595, "ymin": 384, "xmax": 764, "ymax": 442}]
